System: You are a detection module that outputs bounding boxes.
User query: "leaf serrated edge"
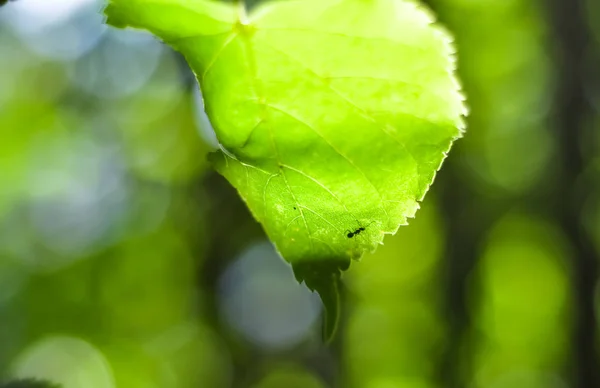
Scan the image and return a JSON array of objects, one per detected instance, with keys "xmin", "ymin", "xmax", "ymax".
[{"xmin": 377, "ymin": 0, "xmax": 469, "ymax": 242}]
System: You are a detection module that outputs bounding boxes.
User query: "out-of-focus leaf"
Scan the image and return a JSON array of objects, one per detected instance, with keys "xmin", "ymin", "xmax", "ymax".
[{"xmin": 0, "ymin": 379, "xmax": 60, "ymax": 388}]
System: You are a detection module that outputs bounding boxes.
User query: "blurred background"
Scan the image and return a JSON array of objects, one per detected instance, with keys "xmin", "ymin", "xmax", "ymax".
[{"xmin": 0, "ymin": 0, "xmax": 599, "ymax": 387}]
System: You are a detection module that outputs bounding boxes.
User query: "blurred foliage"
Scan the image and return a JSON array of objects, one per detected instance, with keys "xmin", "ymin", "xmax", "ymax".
[
  {"xmin": 0, "ymin": 0, "xmax": 598, "ymax": 388},
  {"xmin": 430, "ymin": 0, "xmax": 556, "ymax": 195},
  {"xmin": 344, "ymin": 202, "xmax": 446, "ymax": 388},
  {"xmin": 467, "ymin": 214, "xmax": 572, "ymax": 387},
  {"xmin": 0, "ymin": 379, "xmax": 61, "ymax": 388}
]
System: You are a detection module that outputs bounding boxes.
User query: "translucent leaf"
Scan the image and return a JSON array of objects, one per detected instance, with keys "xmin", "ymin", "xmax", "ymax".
[{"xmin": 105, "ymin": 0, "xmax": 466, "ymax": 340}]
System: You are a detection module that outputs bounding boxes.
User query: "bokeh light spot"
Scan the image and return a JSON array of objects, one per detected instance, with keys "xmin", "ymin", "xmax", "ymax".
[
  {"xmin": 11, "ymin": 336, "xmax": 115, "ymax": 388},
  {"xmin": 218, "ymin": 241, "xmax": 321, "ymax": 350}
]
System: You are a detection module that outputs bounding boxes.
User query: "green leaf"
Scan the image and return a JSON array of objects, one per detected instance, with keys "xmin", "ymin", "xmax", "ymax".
[{"xmin": 105, "ymin": 0, "xmax": 466, "ymax": 340}]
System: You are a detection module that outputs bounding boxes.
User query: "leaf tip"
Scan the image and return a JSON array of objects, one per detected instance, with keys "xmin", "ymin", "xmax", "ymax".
[
  {"xmin": 103, "ymin": 2, "xmax": 127, "ymax": 29},
  {"xmin": 292, "ymin": 258, "xmax": 347, "ymax": 343}
]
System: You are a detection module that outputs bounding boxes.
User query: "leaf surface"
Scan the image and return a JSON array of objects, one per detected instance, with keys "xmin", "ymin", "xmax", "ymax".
[{"xmin": 105, "ymin": 0, "xmax": 466, "ymax": 340}]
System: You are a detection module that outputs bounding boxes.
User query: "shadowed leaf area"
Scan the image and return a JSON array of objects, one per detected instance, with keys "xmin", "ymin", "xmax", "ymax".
[{"xmin": 0, "ymin": 379, "xmax": 61, "ymax": 388}]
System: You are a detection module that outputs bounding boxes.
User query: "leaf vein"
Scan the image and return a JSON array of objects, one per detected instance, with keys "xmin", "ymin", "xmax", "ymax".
[
  {"xmin": 257, "ymin": 27, "xmax": 428, "ymax": 53},
  {"xmin": 264, "ymin": 42, "xmax": 419, "ymax": 165},
  {"xmin": 240, "ymin": 34, "xmax": 316, "ymax": 249},
  {"xmin": 201, "ymin": 32, "xmax": 238, "ymax": 85},
  {"xmin": 270, "ymin": 104, "xmax": 390, "ymax": 223}
]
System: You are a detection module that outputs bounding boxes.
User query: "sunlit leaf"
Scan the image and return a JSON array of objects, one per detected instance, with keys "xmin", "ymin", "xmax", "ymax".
[{"xmin": 105, "ymin": 0, "xmax": 466, "ymax": 340}]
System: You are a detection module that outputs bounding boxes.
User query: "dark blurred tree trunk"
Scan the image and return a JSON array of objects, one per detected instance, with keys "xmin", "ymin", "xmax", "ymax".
[
  {"xmin": 435, "ymin": 153, "xmax": 506, "ymax": 388},
  {"xmin": 547, "ymin": 0, "xmax": 600, "ymax": 387}
]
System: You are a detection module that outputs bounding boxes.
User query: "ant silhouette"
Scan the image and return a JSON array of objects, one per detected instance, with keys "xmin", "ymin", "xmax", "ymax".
[
  {"xmin": 346, "ymin": 227, "xmax": 365, "ymax": 238},
  {"xmin": 345, "ymin": 221, "xmax": 375, "ymax": 239}
]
